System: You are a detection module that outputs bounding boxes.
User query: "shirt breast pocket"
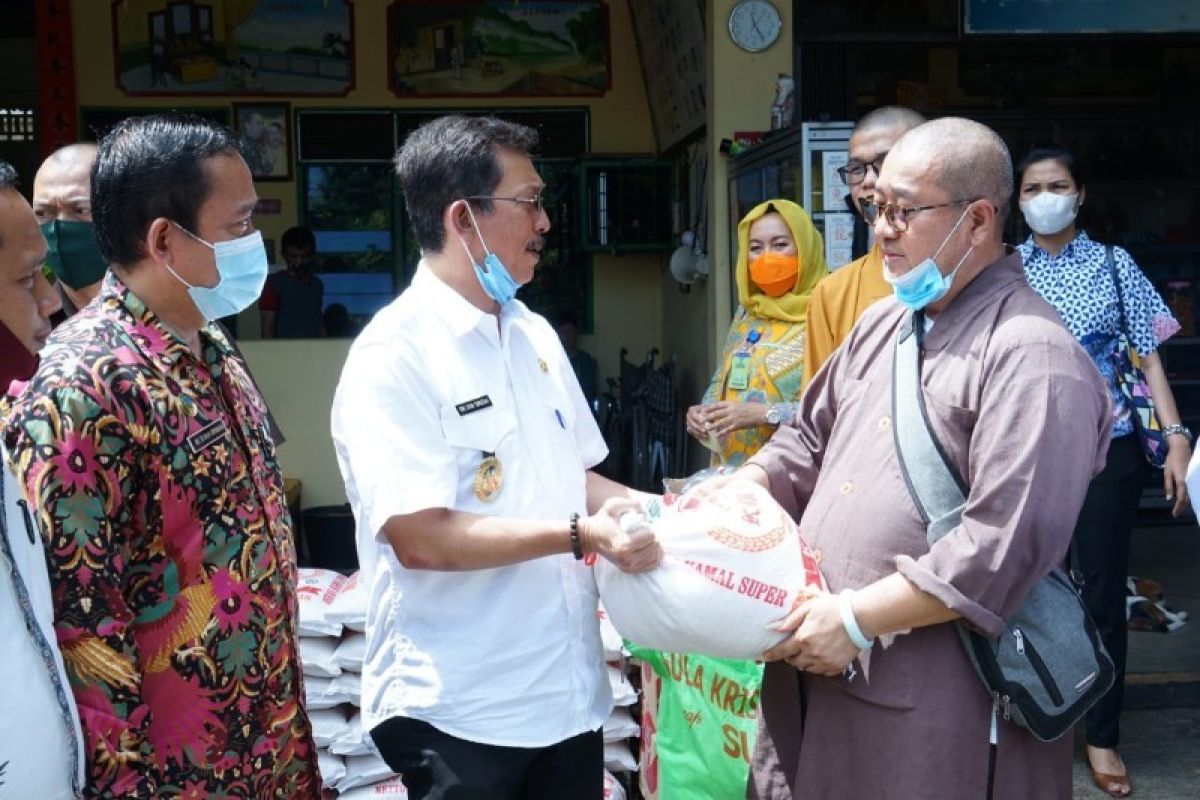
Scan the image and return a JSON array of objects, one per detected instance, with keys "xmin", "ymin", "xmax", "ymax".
[{"xmin": 439, "ymin": 403, "xmax": 517, "ymax": 456}]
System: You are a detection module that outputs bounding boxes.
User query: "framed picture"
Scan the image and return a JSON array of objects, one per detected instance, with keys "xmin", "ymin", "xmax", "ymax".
[
  {"xmin": 387, "ymin": 1, "xmax": 610, "ymax": 98},
  {"xmin": 233, "ymin": 102, "xmax": 292, "ymax": 181},
  {"xmin": 111, "ymin": 0, "xmax": 355, "ymax": 97}
]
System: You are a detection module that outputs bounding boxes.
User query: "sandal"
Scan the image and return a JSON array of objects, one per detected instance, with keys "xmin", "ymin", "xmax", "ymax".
[{"xmin": 1089, "ymin": 767, "xmax": 1132, "ymax": 798}]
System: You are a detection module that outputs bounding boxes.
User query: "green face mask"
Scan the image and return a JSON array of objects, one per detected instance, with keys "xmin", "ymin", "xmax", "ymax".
[{"xmin": 40, "ymin": 219, "xmax": 108, "ymax": 290}]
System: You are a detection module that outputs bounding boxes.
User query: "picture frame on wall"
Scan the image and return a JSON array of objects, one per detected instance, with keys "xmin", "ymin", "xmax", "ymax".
[
  {"xmin": 233, "ymin": 102, "xmax": 292, "ymax": 181},
  {"xmin": 110, "ymin": 0, "xmax": 355, "ymax": 97},
  {"xmin": 387, "ymin": 1, "xmax": 610, "ymax": 98}
]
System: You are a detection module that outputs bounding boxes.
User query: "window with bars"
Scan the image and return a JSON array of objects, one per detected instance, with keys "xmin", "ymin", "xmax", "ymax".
[{"xmin": 0, "ymin": 108, "xmax": 34, "ymax": 142}]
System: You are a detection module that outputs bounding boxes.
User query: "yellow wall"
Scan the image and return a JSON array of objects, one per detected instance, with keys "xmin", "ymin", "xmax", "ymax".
[
  {"xmin": 706, "ymin": 0, "xmax": 794, "ymax": 357},
  {"xmin": 71, "ymin": 0, "xmax": 663, "ymax": 506},
  {"xmin": 650, "ymin": 0, "xmax": 793, "ymax": 472}
]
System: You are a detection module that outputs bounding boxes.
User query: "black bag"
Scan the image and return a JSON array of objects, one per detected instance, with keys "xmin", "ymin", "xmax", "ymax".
[{"xmin": 891, "ymin": 311, "xmax": 1113, "ymax": 742}]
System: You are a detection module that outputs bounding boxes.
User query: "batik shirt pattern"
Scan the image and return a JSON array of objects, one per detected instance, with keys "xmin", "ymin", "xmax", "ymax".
[
  {"xmin": 1019, "ymin": 231, "xmax": 1179, "ymax": 438},
  {"xmin": 2, "ymin": 277, "xmax": 319, "ymax": 798}
]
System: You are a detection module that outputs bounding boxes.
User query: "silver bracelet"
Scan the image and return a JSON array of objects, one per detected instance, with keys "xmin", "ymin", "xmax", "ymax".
[{"xmin": 1163, "ymin": 424, "xmax": 1193, "ymax": 445}]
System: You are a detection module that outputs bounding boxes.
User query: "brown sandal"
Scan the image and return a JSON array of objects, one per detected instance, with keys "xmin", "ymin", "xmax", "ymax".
[{"xmin": 1090, "ymin": 768, "xmax": 1132, "ymax": 798}]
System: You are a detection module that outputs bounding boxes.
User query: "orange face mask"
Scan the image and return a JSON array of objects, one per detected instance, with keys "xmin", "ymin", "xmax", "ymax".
[{"xmin": 748, "ymin": 252, "xmax": 799, "ymax": 297}]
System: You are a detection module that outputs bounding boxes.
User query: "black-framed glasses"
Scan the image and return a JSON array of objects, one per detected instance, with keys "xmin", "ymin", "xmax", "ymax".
[
  {"xmin": 861, "ymin": 198, "xmax": 978, "ymax": 232},
  {"xmin": 466, "ymin": 194, "xmax": 545, "ymax": 213},
  {"xmin": 836, "ymin": 153, "xmax": 887, "ymax": 186}
]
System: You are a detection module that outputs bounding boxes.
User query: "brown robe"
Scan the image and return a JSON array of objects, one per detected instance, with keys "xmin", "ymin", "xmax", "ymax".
[{"xmin": 746, "ymin": 251, "xmax": 1111, "ymax": 799}]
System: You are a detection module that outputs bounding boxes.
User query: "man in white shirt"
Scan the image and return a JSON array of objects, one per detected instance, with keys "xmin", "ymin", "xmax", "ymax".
[
  {"xmin": 0, "ymin": 160, "xmax": 85, "ymax": 798},
  {"xmin": 331, "ymin": 115, "xmax": 661, "ymax": 799}
]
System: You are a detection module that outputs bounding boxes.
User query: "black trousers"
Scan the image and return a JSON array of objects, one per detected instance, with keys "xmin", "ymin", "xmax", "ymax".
[
  {"xmin": 1073, "ymin": 433, "xmax": 1147, "ymax": 748},
  {"xmin": 369, "ymin": 716, "xmax": 603, "ymax": 800}
]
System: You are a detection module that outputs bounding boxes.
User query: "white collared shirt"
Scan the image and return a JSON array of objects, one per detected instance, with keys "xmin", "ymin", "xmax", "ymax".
[
  {"xmin": 331, "ymin": 263, "xmax": 611, "ymax": 747},
  {"xmin": 1, "ymin": 445, "xmax": 85, "ymax": 799}
]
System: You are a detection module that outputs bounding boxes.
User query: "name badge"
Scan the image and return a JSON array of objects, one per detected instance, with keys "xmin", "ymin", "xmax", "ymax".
[
  {"xmin": 455, "ymin": 395, "xmax": 493, "ymax": 416},
  {"xmin": 728, "ymin": 353, "xmax": 751, "ymax": 391},
  {"xmin": 186, "ymin": 418, "xmax": 229, "ymax": 454}
]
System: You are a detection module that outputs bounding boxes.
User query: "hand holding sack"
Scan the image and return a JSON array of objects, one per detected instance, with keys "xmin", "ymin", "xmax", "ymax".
[{"xmin": 594, "ymin": 480, "xmax": 827, "ymax": 659}]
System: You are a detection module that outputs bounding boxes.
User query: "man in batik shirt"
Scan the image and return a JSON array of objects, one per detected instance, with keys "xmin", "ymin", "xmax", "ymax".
[{"xmin": 3, "ymin": 114, "xmax": 318, "ymax": 797}]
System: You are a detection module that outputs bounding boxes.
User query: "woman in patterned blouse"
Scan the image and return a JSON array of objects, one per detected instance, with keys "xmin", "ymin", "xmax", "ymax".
[
  {"xmin": 1016, "ymin": 144, "xmax": 1191, "ymax": 799},
  {"xmin": 685, "ymin": 199, "xmax": 828, "ymax": 467}
]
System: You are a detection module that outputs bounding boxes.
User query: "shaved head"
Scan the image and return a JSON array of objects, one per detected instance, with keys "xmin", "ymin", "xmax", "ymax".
[
  {"xmin": 892, "ymin": 117, "xmax": 1013, "ymax": 223},
  {"xmin": 853, "ymin": 106, "xmax": 926, "ymax": 138},
  {"xmin": 41, "ymin": 142, "xmax": 98, "ymax": 170},
  {"xmin": 33, "ymin": 142, "xmax": 98, "ymax": 224}
]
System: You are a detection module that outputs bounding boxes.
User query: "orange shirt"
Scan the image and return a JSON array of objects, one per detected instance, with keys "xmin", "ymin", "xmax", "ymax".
[{"xmin": 801, "ymin": 244, "xmax": 891, "ymax": 385}]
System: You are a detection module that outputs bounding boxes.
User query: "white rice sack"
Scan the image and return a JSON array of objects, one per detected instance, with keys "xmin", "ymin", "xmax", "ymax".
[
  {"xmin": 337, "ymin": 753, "xmax": 398, "ymax": 793},
  {"xmin": 309, "ymin": 707, "xmax": 350, "ymax": 747},
  {"xmin": 298, "ymin": 635, "xmax": 342, "ymax": 678},
  {"xmin": 297, "ymin": 568, "xmax": 349, "ymax": 637},
  {"xmin": 305, "ymin": 676, "xmax": 354, "ymax": 710},
  {"xmin": 335, "ymin": 632, "xmax": 367, "ymax": 673},
  {"xmin": 338, "ymin": 776, "xmax": 410, "ymax": 799},
  {"xmin": 603, "ymin": 707, "xmax": 640, "ymax": 743},
  {"xmin": 597, "ymin": 605, "xmax": 626, "ymax": 661},
  {"xmin": 594, "ymin": 481, "xmax": 829, "ymax": 659},
  {"xmin": 604, "ymin": 770, "xmax": 627, "ymax": 800},
  {"xmin": 330, "ymin": 711, "xmax": 379, "ymax": 758},
  {"xmin": 333, "ymin": 671, "xmax": 362, "ymax": 707},
  {"xmin": 329, "ymin": 570, "xmax": 369, "ymax": 632},
  {"xmin": 317, "ymin": 749, "xmax": 346, "ymax": 789},
  {"xmin": 604, "ymin": 741, "xmax": 638, "ymax": 773},
  {"xmin": 607, "ymin": 664, "xmax": 637, "ymax": 707}
]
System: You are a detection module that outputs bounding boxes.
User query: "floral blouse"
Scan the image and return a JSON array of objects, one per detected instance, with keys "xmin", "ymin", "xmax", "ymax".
[
  {"xmin": 702, "ymin": 307, "xmax": 806, "ymax": 466},
  {"xmin": 1018, "ymin": 231, "xmax": 1179, "ymax": 439},
  {"xmin": 2, "ymin": 277, "xmax": 319, "ymax": 798}
]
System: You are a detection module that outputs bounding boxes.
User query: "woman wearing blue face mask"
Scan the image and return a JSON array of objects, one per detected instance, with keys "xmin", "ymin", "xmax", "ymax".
[{"xmin": 1016, "ymin": 144, "xmax": 1190, "ymax": 799}]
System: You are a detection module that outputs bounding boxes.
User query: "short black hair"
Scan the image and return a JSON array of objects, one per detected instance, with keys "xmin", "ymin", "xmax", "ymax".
[
  {"xmin": 0, "ymin": 160, "xmax": 18, "ymax": 248},
  {"xmin": 0, "ymin": 160, "xmax": 17, "ymax": 191},
  {"xmin": 92, "ymin": 113, "xmax": 241, "ymax": 268},
  {"xmin": 394, "ymin": 115, "xmax": 539, "ymax": 254},
  {"xmin": 282, "ymin": 225, "xmax": 316, "ymax": 252},
  {"xmin": 1017, "ymin": 143, "xmax": 1085, "ymax": 190}
]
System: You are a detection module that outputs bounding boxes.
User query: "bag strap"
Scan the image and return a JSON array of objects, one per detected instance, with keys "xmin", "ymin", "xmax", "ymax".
[
  {"xmin": 1106, "ymin": 245, "xmax": 1132, "ymax": 342},
  {"xmin": 892, "ymin": 310, "xmax": 1083, "ymax": 574},
  {"xmin": 891, "ymin": 310, "xmax": 967, "ymax": 546}
]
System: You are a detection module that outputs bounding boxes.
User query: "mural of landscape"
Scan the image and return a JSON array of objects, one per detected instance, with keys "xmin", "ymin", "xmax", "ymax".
[
  {"xmin": 111, "ymin": 0, "xmax": 354, "ymax": 96},
  {"xmin": 388, "ymin": 1, "xmax": 609, "ymax": 97}
]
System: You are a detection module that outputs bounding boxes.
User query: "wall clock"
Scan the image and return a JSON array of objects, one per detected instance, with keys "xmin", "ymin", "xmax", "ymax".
[{"xmin": 728, "ymin": 0, "xmax": 783, "ymax": 53}]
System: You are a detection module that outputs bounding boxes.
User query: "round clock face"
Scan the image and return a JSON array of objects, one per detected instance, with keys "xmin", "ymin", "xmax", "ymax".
[{"xmin": 728, "ymin": 0, "xmax": 782, "ymax": 53}]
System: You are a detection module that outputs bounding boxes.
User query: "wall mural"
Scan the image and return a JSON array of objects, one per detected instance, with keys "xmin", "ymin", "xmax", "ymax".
[
  {"xmin": 387, "ymin": 1, "xmax": 610, "ymax": 97},
  {"xmin": 111, "ymin": 0, "xmax": 354, "ymax": 96}
]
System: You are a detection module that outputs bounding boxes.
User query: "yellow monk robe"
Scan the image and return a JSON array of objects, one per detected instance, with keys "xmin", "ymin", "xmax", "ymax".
[{"xmin": 801, "ymin": 243, "xmax": 891, "ymax": 385}]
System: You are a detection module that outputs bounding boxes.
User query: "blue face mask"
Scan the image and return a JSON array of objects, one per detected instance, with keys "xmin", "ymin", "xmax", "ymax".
[
  {"xmin": 458, "ymin": 203, "xmax": 520, "ymax": 306},
  {"xmin": 883, "ymin": 207, "xmax": 974, "ymax": 312},
  {"xmin": 167, "ymin": 223, "xmax": 269, "ymax": 321}
]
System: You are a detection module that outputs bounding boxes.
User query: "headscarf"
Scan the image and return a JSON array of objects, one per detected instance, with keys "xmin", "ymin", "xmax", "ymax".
[{"xmin": 734, "ymin": 199, "xmax": 827, "ymax": 323}]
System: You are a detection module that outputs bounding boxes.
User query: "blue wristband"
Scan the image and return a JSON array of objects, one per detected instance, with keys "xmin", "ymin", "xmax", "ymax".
[{"xmin": 838, "ymin": 589, "xmax": 875, "ymax": 651}]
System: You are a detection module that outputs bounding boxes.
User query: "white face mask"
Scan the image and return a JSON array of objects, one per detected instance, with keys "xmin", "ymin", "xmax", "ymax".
[{"xmin": 1020, "ymin": 192, "xmax": 1079, "ymax": 236}]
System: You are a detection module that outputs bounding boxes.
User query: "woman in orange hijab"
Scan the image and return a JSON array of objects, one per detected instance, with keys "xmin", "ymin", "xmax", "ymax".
[{"xmin": 686, "ymin": 199, "xmax": 827, "ymax": 466}]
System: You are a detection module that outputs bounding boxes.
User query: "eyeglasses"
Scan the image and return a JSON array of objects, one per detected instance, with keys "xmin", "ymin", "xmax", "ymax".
[
  {"xmin": 836, "ymin": 154, "xmax": 887, "ymax": 186},
  {"xmin": 467, "ymin": 194, "xmax": 545, "ymax": 213},
  {"xmin": 861, "ymin": 198, "xmax": 978, "ymax": 232}
]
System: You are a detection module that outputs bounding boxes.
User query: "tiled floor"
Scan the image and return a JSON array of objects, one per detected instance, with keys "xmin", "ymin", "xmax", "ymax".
[{"xmin": 1071, "ymin": 524, "xmax": 1200, "ymax": 799}]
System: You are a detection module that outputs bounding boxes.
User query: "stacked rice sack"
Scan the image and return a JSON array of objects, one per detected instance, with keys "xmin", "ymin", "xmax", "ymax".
[
  {"xmin": 298, "ymin": 569, "xmax": 405, "ymax": 796},
  {"xmin": 599, "ymin": 605, "xmax": 639, "ymax": 794}
]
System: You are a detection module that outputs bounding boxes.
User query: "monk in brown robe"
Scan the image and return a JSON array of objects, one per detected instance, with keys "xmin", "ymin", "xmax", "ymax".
[{"xmin": 730, "ymin": 118, "xmax": 1111, "ymax": 798}]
